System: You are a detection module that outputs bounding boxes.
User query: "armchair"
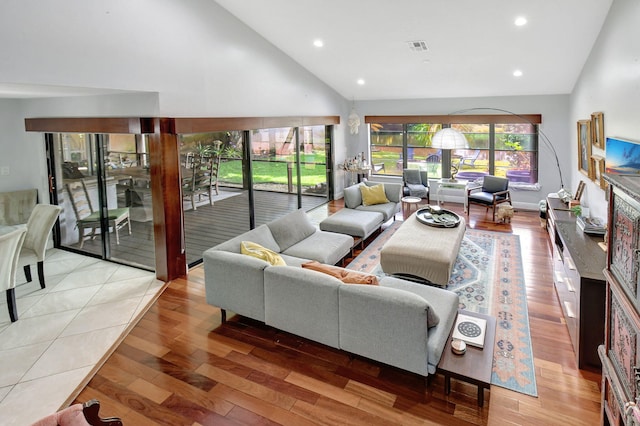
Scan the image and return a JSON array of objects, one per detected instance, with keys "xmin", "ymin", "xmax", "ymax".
[
  {"xmin": 0, "ymin": 227, "xmax": 27, "ymax": 322},
  {"xmin": 19, "ymin": 204, "xmax": 62, "ymax": 289},
  {"xmin": 466, "ymin": 175, "xmax": 511, "ymax": 221},
  {"xmin": 66, "ymin": 180, "xmax": 131, "ymax": 248},
  {"xmin": 402, "ymin": 168, "xmax": 429, "ymax": 203}
]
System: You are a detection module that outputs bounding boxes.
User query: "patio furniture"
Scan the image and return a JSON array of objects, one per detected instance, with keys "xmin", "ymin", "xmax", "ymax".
[
  {"xmin": 183, "ymin": 154, "xmax": 221, "ymax": 210},
  {"xmin": 466, "ymin": 175, "xmax": 512, "ymax": 221},
  {"xmin": 460, "ymin": 149, "xmax": 481, "ymax": 168},
  {"xmin": 66, "ymin": 180, "xmax": 131, "ymax": 248},
  {"xmin": 373, "ymin": 162, "xmax": 386, "ymax": 173},
  {"xmin": 425, "ymin": 152, "xmax": 441, "ymax": 174}
]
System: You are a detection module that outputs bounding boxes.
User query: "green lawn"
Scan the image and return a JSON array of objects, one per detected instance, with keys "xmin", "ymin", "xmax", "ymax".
[{"xmin": 220, "ymin": 159, "xmax": 327, "ymax": 186}]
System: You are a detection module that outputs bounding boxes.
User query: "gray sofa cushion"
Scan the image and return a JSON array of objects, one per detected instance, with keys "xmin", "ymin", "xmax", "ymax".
[
  {"xmin": 283, "ymin": 230, "xmax": 353, "ymax": 265},
  {"xmin": 264, "ymin": 266, "xmax": 341, "ymax": 348},
  {"xmin": 338, "ymin": 284, "xmax": 431, "ymax": 376},
  {"xmin": 343, "ymin": 184, "xmax": 363, "ymax": 208},
  {"xmin": 319, "ymin": 209, "xmax": 383, "ymax": 238},
  {"xmin": 355, "ymin": 203, "xmax": 398, "ymax": 222},
  {"xmin": 380, "ymin": 276, "xmax": 459, "ymax": 373},
  {"xmin": 212, "ymin": 224, "xmax": 280, "ymax": 253},
  {"xmin": 268, "ymin": 209, "xmax": 316, "ymax": 251}
]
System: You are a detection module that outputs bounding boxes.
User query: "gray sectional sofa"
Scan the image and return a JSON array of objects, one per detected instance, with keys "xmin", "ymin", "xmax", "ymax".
[
  {"xmin": 319, "ymin": 180, "xmax": 402, "ymax": 242},
  {"xmin": 343, "ymin": 180, "xmax": 402, "ymax": 222},
  {"xmin": 203, "ymin": 208, "xmax": 460, "ymax": 378}
]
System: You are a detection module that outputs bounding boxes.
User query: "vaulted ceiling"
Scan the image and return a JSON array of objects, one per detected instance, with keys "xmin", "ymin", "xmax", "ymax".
[
  {"xmin": 214, "ymin": 0, "xmax": 613, "ymax": 100},
  {"xmin": 0, "ymin": 1, "xmax": 613, "ymax": 101}
]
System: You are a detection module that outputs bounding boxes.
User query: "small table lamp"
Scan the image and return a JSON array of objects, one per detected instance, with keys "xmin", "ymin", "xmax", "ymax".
[{"xmin": 431, "ymin": 128, "xmax": 468, "ymax": 181}]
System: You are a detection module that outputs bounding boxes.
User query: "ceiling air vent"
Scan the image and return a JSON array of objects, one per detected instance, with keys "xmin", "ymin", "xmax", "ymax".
[{"xmin": 408, "ymin": 41, "xmax": 428, "ymax": 52}]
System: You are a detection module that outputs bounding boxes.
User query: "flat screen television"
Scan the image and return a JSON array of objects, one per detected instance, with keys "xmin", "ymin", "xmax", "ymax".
[{"xmin": 605, "ymin": 137, "xmax": 640, "ymax": 175}]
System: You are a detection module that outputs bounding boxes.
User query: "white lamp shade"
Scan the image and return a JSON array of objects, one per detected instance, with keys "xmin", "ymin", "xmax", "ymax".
[{"xmin": 431, "ymin": 128, "xmax": 468, "ymax": 149}]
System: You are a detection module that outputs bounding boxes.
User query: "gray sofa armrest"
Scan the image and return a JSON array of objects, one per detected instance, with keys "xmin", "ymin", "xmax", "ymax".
[
  {"xmin": 203, "ymin": 249, "xmax": 269, "ymax": 322},
  {"xmin": 338, "ymin": 284, "xmax": 430, "ymax": 376},
  {"xmin": 264, "ymin": 266, "xmax": 341, "ymax": 348},
  {"xmin": 380, "ymin": 276, "xmax": 459, "ymax": 373}
]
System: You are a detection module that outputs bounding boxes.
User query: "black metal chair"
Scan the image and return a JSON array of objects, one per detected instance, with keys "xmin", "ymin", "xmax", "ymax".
[{"xmin": 466, "ymin": 175, "xmax": 511, "ymax": 221}]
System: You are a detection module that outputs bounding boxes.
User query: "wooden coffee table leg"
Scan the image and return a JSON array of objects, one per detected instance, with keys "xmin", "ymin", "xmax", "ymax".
[
  {"xmin": 444, "ymin": 373, "xmax": 451, "ymax": 395},
  {"xmin": 478, "ymin": 386, "xmax": 484, "ymax": 407}
]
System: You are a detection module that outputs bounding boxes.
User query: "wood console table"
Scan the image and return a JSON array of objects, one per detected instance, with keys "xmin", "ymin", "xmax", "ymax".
[
  {"xmin": 437, "ymin": 311, "xmax": 496, "ymax": 406},
  {"xmin": 546, "ymin": 196, "xmax": 606, "ymax": 370}
]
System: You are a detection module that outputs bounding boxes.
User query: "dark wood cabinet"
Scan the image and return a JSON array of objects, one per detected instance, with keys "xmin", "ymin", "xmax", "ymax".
[
  {"xmin": 600, "ymin": 175, "xmax": 640, "ymax": 425},
  {"xmin": 546, "ymin": 196, "xmax": 606, "ymax": 370}
]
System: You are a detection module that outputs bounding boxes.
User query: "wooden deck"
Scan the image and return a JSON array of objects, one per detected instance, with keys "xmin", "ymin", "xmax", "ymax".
[{"xmin": 74, "ymin": 188, "xmax": 328, "ymax": 268}]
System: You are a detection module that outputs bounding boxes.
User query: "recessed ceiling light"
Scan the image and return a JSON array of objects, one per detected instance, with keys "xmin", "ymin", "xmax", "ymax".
[
  {"xmin": 357, "ymin": 79, "xmax": 365, "ymax": 85},
  {"xmin": 515, "ymin": 16, "xmax": 527, "ymax": 26},
  {"xmin": 313, "ymin": 39, "xmax": 324, "ymax": 48},
  {"xmin": 513, "ymin": 70, "xmax": 523, "ymax": 77}
]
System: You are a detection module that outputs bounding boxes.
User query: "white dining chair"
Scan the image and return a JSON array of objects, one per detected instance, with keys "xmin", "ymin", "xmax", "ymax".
[
  {"xmin": 0, "ymin": 227, "xmax": 27, "ymax": 322},
  {"xmin": 19, "ymin": 204, "xmax": 62, "ymax": 289}
]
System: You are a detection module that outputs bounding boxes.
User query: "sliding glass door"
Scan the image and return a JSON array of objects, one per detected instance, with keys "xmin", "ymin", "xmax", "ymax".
[
  {"xmin": 50, "ymin": 132, "xmax": 155, "ymax": 270},
  {"xmin": 250, "ymin": 125, "xmax": 330, "ymax": 226},
  {"xmin": 180, "ymin": 131, "xmax": 250, "ymax": 266}
]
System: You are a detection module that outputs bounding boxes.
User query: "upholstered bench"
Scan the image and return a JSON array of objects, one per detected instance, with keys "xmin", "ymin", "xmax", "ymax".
[
  {"xmin": 380, "ymin": 213, "xmax": 466, "ymax": 286},
  {"xmin": 319, "ymin": 209, "xmax": 384, "ymax": 247}
]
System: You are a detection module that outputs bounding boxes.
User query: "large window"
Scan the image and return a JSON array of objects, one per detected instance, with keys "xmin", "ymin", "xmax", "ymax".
[
  {"xmin": 52, "ymin": 132, "xmax": 156, "ymax": 270},
  {"xmin": 369, "ymin": 116, "xmax": 539, "ymax": 184}
]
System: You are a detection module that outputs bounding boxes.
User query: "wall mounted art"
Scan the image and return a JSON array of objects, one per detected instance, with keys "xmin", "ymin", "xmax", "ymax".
[
  {"xmin": 591, "ymin": 154, "xmax": 606, "ymax": 189},
  {"xmin": 577, "ymin": 119, "xmax": 593, "ymax": 178},
  {"xmin": 591, "ymin": 112, "xmax": 604, "ymax": 149},
  {"xmin": 605, "ymin": 137, "xmax": 640, "ymax": 175}
]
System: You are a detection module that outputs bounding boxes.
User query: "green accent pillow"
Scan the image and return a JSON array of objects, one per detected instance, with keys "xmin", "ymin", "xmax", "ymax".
[
  {"xmin": 359, "ymin": 184, "xmax": 389, "ymax": 206},
  {"xmin": 240, "ymin": 241, "xmax": 286, "ymax": 266}
]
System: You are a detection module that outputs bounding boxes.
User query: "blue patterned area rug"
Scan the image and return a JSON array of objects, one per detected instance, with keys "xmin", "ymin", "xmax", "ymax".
[{"xmin": 347, "ymin": 221, "xmax": 538, "ymax": 397}]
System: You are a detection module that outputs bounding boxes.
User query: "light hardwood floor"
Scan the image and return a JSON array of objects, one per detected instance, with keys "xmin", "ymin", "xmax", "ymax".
[{"xmin": 73, "ymin": 201, "xmax": 602, "ymax": 425}]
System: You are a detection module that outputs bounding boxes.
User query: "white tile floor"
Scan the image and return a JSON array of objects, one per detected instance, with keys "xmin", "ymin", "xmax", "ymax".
[{"xmin": 0, "ymin": 249, "xmax": 164, "ymax": 425}]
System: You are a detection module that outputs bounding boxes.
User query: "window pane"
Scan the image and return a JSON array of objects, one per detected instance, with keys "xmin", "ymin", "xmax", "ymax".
[
  {"xmin": 300, "ymin": 125, "xmax": 328, "ymax": 196},
  {"xmin": 370, "ymin": 123, "xmax": 403, "ymax": 176},
  {"xmin": 452, "ymin": 124, "xmax": 489, "ymax": 180},
  {"xmin": 496, "ymin": 123, "xmax": 537, "ymax": 183},
  {"xmin": 408, "ymin": 123, "xmax": 442, "ymax": 177},
  {"xmin": 368, "ymin": 119, "xmax": 539, "ymax": 184}
]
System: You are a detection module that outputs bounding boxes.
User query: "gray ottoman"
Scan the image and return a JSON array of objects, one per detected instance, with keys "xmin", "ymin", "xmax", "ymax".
[
  {"xmin": 319, "ymin": 209, "xmax": 384, "ymax": 245},
  {"xmin": 380, "ymin": 213, "xmax": 466, "ymax": 286}
]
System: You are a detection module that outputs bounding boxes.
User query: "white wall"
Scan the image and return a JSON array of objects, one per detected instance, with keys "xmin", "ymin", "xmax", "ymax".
[
  {"xmin": 0, "ymin": 100, "xmax": 47, "ymax": 194},
  {"xmin": 570, "ymin": 0, "xmax": 640, "ymax": 220},
  {"xmin": 0, "ymin": 0, "xmax": 350, "ymax": 197},
  {"xmin": 352, "ymin": 95, "xmax": 571, "ymax": 210},
  {"xmin": 0, "ymin": 0, "xmax": 347, "ymax": 117}
]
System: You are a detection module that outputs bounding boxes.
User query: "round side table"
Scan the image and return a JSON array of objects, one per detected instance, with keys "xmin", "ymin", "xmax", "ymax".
[{"xmin": 401, "ymin": 196, "xmax": 422, "ymax": 219}]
